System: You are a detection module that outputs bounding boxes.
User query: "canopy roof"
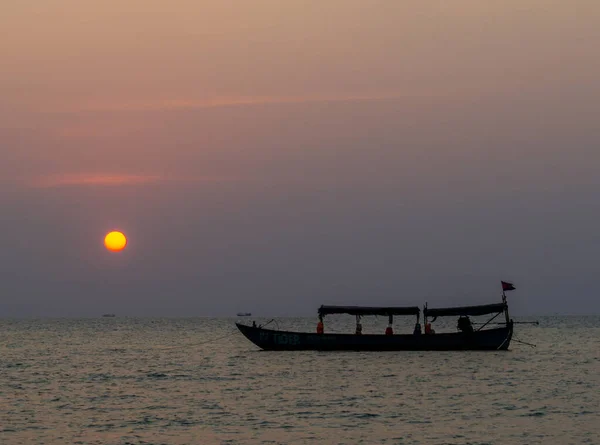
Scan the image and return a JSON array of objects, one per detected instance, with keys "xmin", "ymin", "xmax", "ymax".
[
  {"xmin": 424, "ymin": 302, "xmax": 506, "ymax": 318},
  {"xmin": 318, "ymin": 305, "xmax": 420, "ymax": 317}
]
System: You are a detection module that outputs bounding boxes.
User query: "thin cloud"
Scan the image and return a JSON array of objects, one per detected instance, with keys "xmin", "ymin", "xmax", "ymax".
[
  {"xmin": 53, "ymin": 121, "xmax": 150, "ymax": 139},
  {"xmin": 47, "ymin": 92, "xmax": 413, "ymax": 114},
  {"xmin": 27, "ymin": 173, "xmax": 236, "ymax": 189}
]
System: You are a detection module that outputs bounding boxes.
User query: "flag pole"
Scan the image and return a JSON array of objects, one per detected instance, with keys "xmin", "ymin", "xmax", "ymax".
[{"xmin": 501, "ymin": 282, "xmax": 509, "ymax": 324}]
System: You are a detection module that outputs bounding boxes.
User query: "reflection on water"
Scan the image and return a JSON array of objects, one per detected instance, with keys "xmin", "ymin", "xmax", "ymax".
[{"xmin": 1, "ymin": 316, "xmax": 598, "ymax": 444}]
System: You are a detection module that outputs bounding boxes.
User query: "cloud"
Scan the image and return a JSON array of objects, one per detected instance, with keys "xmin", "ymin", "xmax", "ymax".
[
  {"xmin": 52, "ymin": 121, "xmax": 150, "ymax": 139},
  {"xmin": 26, "ymin": 173, "xmax": 235, "ymax": 189},
  {"xmin": 47, "ymin": 92, "xmax": 413, "ymax": 114}
]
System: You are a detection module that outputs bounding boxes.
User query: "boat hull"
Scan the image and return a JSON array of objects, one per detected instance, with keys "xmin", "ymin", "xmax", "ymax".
[{"xmin": 235, "ymin": 322, "xmax": 513, "ymax": 351}]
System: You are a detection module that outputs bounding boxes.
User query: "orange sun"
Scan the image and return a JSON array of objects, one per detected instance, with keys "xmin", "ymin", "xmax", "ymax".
[{"xmin": 104, "ymin": 231, "xmax": 127, "ymax": 252}]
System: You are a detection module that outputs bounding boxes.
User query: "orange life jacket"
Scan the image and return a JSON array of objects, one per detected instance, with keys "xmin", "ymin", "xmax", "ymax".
[
  {"xmin": 385, "ymin": 326, "xmax": 393, "ymax": 335},
  {"xmin": 425, "ymin": 323, "xmax": 432, "ymax": 334},
  {"xmin": 317, "ymin": 321, "xmax": 324, "ymax": 334}
]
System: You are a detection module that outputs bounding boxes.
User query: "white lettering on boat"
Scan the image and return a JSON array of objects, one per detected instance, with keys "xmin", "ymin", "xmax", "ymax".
[{"xmin": 259, "ymin": 332, "xmax": 301, "ymax": 345}]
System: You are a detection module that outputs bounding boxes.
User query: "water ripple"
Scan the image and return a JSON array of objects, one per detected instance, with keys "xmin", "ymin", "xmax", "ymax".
[{"xmin": 0, "ymin": 316, "xmax": 599, "ymax": 444}]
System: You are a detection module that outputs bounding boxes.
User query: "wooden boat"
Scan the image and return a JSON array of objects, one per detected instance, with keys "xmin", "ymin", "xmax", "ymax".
[{"xmin": 236, "ymin": 285, "xmax": 516, "ymax": 351}]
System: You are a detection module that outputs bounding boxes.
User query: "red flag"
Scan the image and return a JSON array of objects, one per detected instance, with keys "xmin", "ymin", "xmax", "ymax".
[{"xmin": 501, "ymin": 281, "xmax": 516, "ymax": 291}]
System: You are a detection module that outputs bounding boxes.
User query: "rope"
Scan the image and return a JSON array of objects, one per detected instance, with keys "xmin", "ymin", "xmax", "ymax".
[
  {"xmin": 497, "ymin": 336, "xmax": 510, "ymax": 350},
  {"xmin": 261, "ymin": 319, "xmax": 278, "ymax": 330},
  {"xmin": 512, "ymin": 336, "xmax": 537, "ymax": 348}
]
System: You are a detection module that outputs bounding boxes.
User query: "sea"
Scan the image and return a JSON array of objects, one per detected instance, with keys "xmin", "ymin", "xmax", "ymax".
[{"xmin": 1, "ymin": 316, "xmax": 598, "ymax": 445}]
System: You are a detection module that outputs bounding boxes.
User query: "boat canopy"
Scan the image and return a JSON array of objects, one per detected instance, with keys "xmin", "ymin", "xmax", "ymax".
[
  {"xmin": 318, "ymin": 305, "xmax": 421, "ymax": 317},
  {"xmin": 424, "ymin": 302, "xmax": 506, "ymax": 318}
]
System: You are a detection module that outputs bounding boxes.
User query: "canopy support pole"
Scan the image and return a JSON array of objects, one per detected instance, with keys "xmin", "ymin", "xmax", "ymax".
[{"xmin": 502, "ymin": 290, "xmax": 510, "ymax": 324}]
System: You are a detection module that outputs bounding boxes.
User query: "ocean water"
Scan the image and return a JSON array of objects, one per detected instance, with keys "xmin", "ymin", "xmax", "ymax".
[{"xmin": 1, "ymin": 316, "xmax": 599, "ymax": 445}]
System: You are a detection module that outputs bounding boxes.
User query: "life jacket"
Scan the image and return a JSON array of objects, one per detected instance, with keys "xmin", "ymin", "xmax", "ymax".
[
  {"xmin": 385, "ymin": 326, "xmax": 393, "ymax": 335},
  {"xmin": 316, "ymin": 321, "xmax": 324, "ymax": 334},
  {"xmin": 425, "ymin": 323, "xmax": 432, "ymax": 334}
]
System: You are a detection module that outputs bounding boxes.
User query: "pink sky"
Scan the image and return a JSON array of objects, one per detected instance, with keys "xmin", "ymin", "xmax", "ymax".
[{"xmin": 1, "ymin": 1, "xmax": 600, "ymax": 315}]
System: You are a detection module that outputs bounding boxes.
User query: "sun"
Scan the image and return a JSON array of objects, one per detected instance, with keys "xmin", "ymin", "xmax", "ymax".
[{"xmin": 104, "ymin": 231, "xmax": 127, "ymax": 252}]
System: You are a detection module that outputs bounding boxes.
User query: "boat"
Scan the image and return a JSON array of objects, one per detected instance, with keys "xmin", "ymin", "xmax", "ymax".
[
  {"xmin": 237, "ymin": 312, "xmax": 252, "ymax": 317},
  {"xmin": 102, "ymin": 314, "xmax": 116, "ymax": 318},
  {"xmin": 235, "ymin": 283, "xmax": 516, "ymax": 351}
]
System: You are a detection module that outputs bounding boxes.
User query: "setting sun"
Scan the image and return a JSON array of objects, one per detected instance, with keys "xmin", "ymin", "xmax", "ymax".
[{"xmin": 104, "ymin": 231, "xmax": 127, "ymax": 252}]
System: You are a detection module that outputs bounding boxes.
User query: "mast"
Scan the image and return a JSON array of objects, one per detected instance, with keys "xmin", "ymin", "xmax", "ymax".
[{"xmin": 502, "ymin": 289, "xmax": 510, "ymax": 325}]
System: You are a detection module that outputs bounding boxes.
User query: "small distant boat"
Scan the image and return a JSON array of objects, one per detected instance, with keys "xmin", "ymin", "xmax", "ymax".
[
  {"xmin": 237, "ymin": 312, "xmax": 252, "ymax": 317},
  {"xmin": 236, "ymin": 282, "xmax": 524, "ymax": 351},
  {"xmin": 102, "ymin": 314, "xmax": 116, "ymax": 318}
]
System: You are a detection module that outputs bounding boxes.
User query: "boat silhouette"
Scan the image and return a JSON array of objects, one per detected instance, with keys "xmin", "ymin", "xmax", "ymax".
[{"xmin": 236, "ymin": 282, "xmax": 526, "ymax": 351}]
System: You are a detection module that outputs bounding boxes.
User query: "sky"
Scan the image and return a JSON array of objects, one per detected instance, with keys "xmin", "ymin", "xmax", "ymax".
[{"xmin": 1, "ymin": 1, "xmax": 599, "ymax": 317}]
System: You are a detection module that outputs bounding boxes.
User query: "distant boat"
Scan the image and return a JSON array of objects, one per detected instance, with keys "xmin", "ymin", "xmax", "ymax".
[
  {"xmin": 237, "ymin": 312, "xmax": 252, "ymax": 317},
  {"xmin": 102, "ymin": 314, "xmax": 116, "ymax": 318}
]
